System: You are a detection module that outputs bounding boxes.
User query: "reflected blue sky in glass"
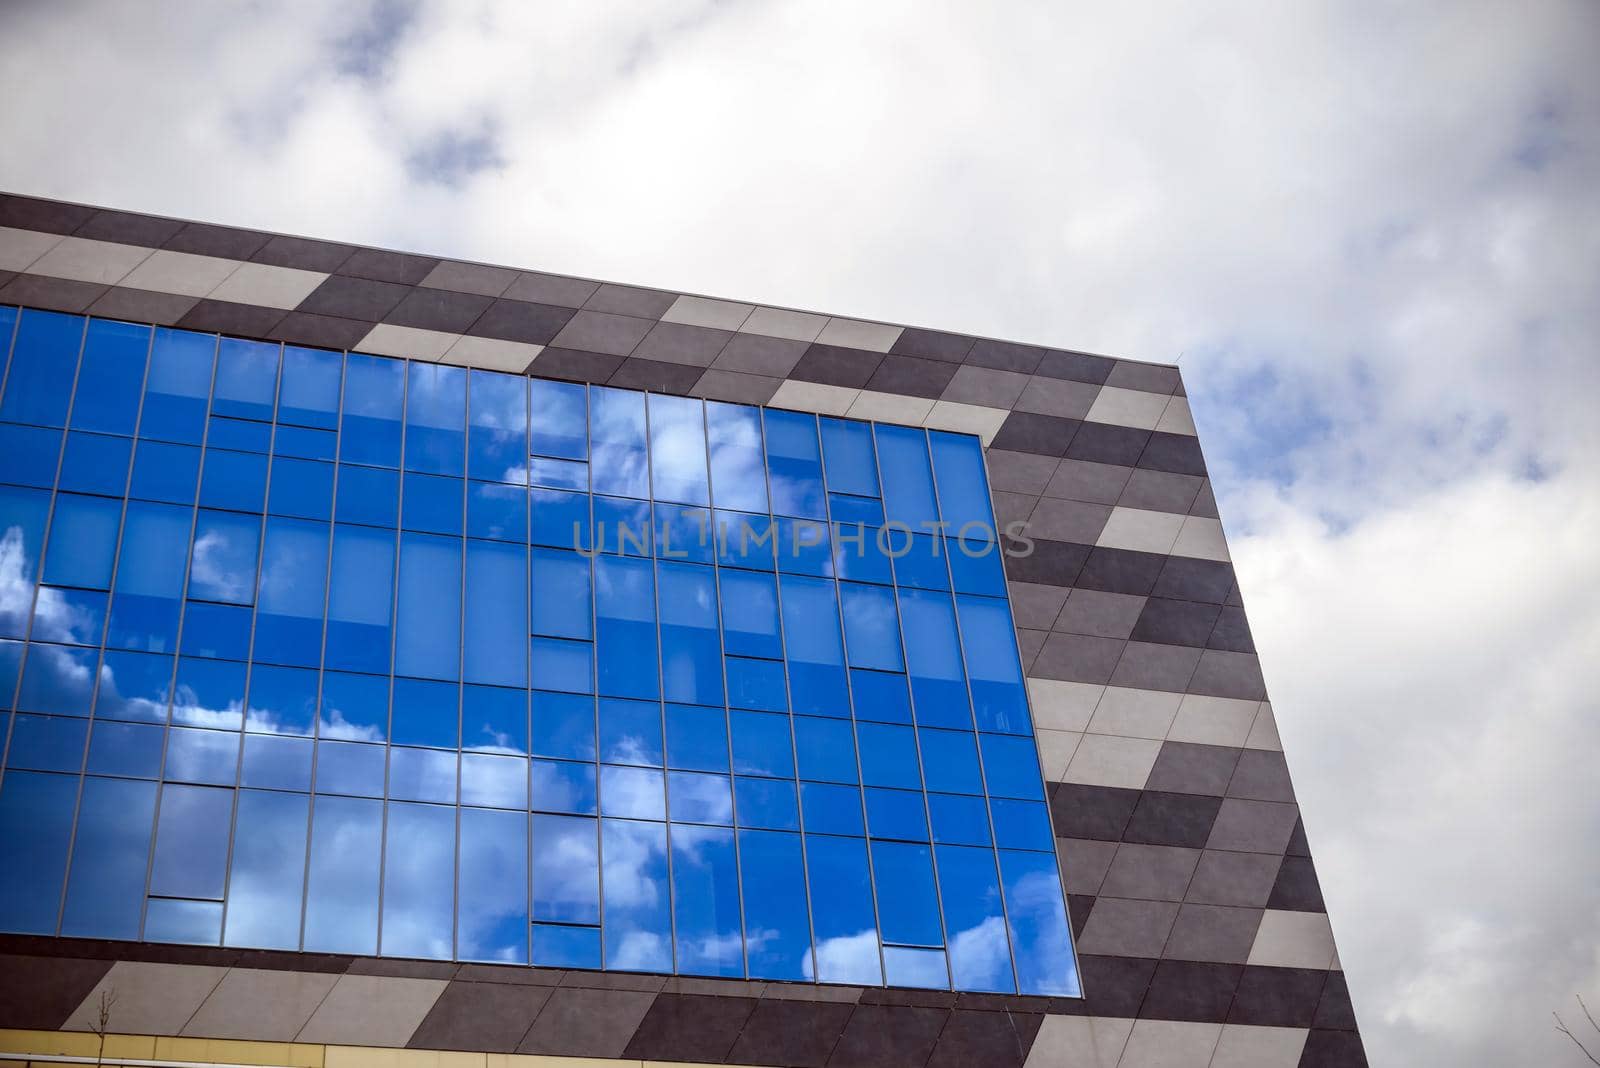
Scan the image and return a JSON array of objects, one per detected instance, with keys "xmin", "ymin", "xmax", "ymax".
[{"xmin": 0, "ymin": 312, "xmax": 1076, "ymax": 994}]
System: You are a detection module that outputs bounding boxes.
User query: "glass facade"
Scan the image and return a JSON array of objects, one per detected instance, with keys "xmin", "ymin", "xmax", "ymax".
[{"xmin": 0, "ymin": 305, "xmax": 1080, "ymax": 995}]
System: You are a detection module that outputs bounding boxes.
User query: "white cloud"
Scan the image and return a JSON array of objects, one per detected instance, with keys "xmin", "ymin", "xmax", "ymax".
[{"xmin": 2, "ymin": 1, "xmax": 1597, "ymax": 1061}]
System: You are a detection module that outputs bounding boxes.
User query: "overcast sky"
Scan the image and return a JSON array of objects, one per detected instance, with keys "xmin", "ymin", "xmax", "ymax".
[{"xmin": 3, "ymin": 1, "xmax": 1597, "ymax": 1062}]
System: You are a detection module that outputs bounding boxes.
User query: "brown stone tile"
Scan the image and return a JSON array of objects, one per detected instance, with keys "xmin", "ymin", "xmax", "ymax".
[
  {"xmin": 339, "ymin": 247, "xmax": 439, "ymax": 285},
  {"xmin": 606, "ymin": 356, "xmax": 703, "ymax": 394},
  {"xmin": 467, "ymin": 298, "xmax": 574, "ymax": 345},
  {"xmin": 516, "ymin": 986, "xmax": 655, "ymax": 1057},
  {"xmin": 163, "ymin": 222, "xmax": 271, "ymax": 260},
  {"xmin": 0, "ymin": 953, "xmax": 114, "ymax": 1029},
  {"xmin": 407, "ymin": 980, "xmax": 551, "ymax": 1052},
  {"xmin": 75, "ymin": 209, "xmax": 184, "ymax": 248},
  {"xmin": 728, "ymin": 998, "xmax": 854, "ymax": 1067},
  {"xmin": 88, "ymin": 287, "xmax": 200, "ymax": 326},
  {"xmin": 0, "ymin": 193, "xmax": 96, "ymax": 234},
  {"xmin": 177, "ymin": 299, "xmax": 287, "ymax": 337},
  {"xmin": 828, "ymin": 1003, "xmax": 949, "ymax": 1068},
  {"xmin": 620, "ymin": 992, "xmax": 757, "ymax": 1063},
  {"xmin": 270, "ymin": 311, "xmax": 372, "ymax": 350},
  {"xmin": 927, "ymin": 1008, "xmax": 1030, "ymax": 1068},
  {"xmin": 251, "ymin": 233, "xmax": 354, "ymax": 272},
  {"xmin": 0, "ymin": 273, "xmax": 108, "ymax": 313}
]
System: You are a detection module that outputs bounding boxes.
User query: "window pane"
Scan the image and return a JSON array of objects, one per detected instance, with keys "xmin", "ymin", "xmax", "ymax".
[
  {"xmin": 529, "ymin": 379, "xmax": 587, "ymax": 460},
  {"xmin": 857, "ymin": 723, "xmax": 921, "ymax": 789},
  {"xmin": 72, "ymin": 319, "xmax": 149, "ymax": 435},
  {"xmin": 240, "ymin": 734, "xmax": 313, "ymax": 791},
  {"xmin": 839, "ymin": 583, "xmax": 902, "ymax": 672},
  {"xmin": 460, "ymin": 753, "xmax": 527, "ymax": 809},
  {"xmin": 530, "ymin": 548, "xmax": 590, "ymax": 640},
  {"xmin": 458, "ymin": 806, "xmax": 529, "ymax": 963},
  {"xmin": 464, "ymin": 684, "xmax": 528, "ymax": 754},
  {"xmin": 668, "ymin": 771, "xmax": 733, "ymax": 825},
  {"xmin": 395, "ymin": 533, "xmax": 460, "ymax": 680},
  {"xmin": 268, "ymin": 457, "xmax": 334, "ymax": 521},
  {"xmin": 335, "ymin": 463, "xmax": 398, "ymax": 527},
  {"xmin": 188, "ymin": 510, "xmax": 260, "ymax": 606},
  {"xmin": 589, "ymin": 387, "xmax": 648, "ymax": 499},
  {"xmin": 648, "ymin": 394, "xmax": 708, "ymax": 505},
  {"xmin": 763, "ymin": 409, "xmax": 824, "ymax": 518},
  {"xmin": 935, "ymin": 845, "xmax": 1015, "ymax": 993},
  {"xmin": 532, "ymin": 813, "xmax": 598, "ymax": 924},
  {"xmin": 929, "ymin": 431, "xmax": 993, "ymax": 533},
  {"xmin": 979, "ymin": 734, "xmax": 1045, "ymax": 800},
  {"xmin": 531, "ymin": 690, "xmax": 594, "ymax": 761},
  {"xmin": 658, "ymin": 563, "xmax": 721, "ymax": 706},
  {"xmin": 278, "ymin": 345, "xmax": 342, "ymax": 429},
  {"xmin": 130, "ymin": 440, "xmax": 200, "ymax": 504},
  {"xmin": 163, "ymin": 727, "xmax": 239, "ymax": 785},
  {"xmin": 58, "ymin": 431, "xmax": 130, "ymax": 497},
  {"xmin": 326, "ymin": 525, "xmax": 394, "ymax": 675},
  {"xmin": 871, "ymin": 841, "xmax": 942, "ymax": 947},
  {"xmin": 244, "ymin": 663, "xmax": 316, "ymax": 736},
  {"xmin": 779, "ymin": 575, "xmax": 847, "ymax": 716},
  {"xmin": 956, "ymin": 595, "xmax": 1029, "ymax": 734},
  {"xmin": 144, "ymin": 898, "xmax": 221, "ymax": 945},
  {"xmin": 804, "ymin": 834, "xmax": 881, "ymax": 985},
  {"xmin": 223, "ymin": 789, "xmax": 307, "ymax": 950},
  {"xmin": 1, "ymin": 309, "xmax": 83, "ymax": 428},
  {"xmin": 737, "ymin": 829, "xmax": 810, "ymax": 980},
  {"xmin": 61, "ymin": 776, "xmax": 157, "ymax": 939},
  {"xmin": 706, "ymin": 402, "xmax": 767, "ymax": 513},
  {"xmin": 212, "ymin": 338, "xmax": 279, "ymax": 421},
  {"xmin": 149, "ymin": 783, "xmax": 233, "ymax": 900},
  {"xmin": 108, "ymin": 501, "xmax": 190, "ymax": 651},
  {"xmin": 999, "ymin": 849, "xmax": 1079, "ymax": 996},
  {"xmin": 594, "ymin": 556, "xmax": 656, "ymax": 700},
  {"xmin": 601, "ymin": 818, "xmax": 671, "ymax": 972},
  {"xmin": 405, "ymin": 362, "xmax": 466, "ymax": 476},
  {"xmin": 0, "ymin": 424, "xmax": 61, "ymax": 488},
  {"xmin": 0, "ymin": 770, "xmax": 75, "ymax": 933},
  {"xmin": 199, "ymin": 448, "xmax": 268, "ymax": 512},
  {"xmin": 142, "ymin": 328, "xmax": 215, "ymax": 444},
  {"xmin": 874, "ymin": 425, "xmax": 938, "ymax": 531},
  {"xmin": 600, "ymin": 765, "xmax": 664, "ymax": 820},
  {"xmin": 465, "ymin": 539, "xmax": 528, "ymax": 688},
  {"xmin": 255, "ymin": 518, "xmax": 329, "ymax": 667},
  {"xmin": 718, "ymin": 569, "xmax": 780, "ymax": 659},
  {"xmin": 671, "ymin": 824, "xmax": 741, "ymax": 976},
  {"xmin": 819, "ymin": 417, "xmax": 879, "ymax": 498},
  {"xmin": 43, "ymin": 493, "xmax": 120, "ymax": 590},
  {"xmin": 303, "ymin": 795, "xmax": 381, "ymax": 954},
  {"xmin": 665, "ymin": 703, "xmax": 728, "ymax": 773},
  {"xmin": 391, "ymin": 676, "xmax": 458, "ymax": 749},
  {"xmin": 468, "ymin": 370, "xmax": 528, "ymax": 485},
  {"xmin": 340, "ymin": 353, "xmax": 404, "ymax": 468},
  {"xmin": 381, "ymin": 801, "xmax": 456, "ymax": 959},
  {"xmin": 898, "ymin": 589, "xmax": 970, "ymax": 729}
]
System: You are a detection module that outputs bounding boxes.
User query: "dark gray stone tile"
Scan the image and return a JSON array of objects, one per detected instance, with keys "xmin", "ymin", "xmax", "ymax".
[
  {"xmin": 631, "ymin": 320, "xmax": 732, "ymax": 367},
  {"xmin": 557, "ymin": 969, "xmax": 666, "ymax": 991},
  {"xmin": 966, "ymin": 338, "xmax": 1046, "ymax": 373},
  {"xmin": 1106, "ymin": 360, "xmax": 1181, "ymax": 394},
  {"xmin": 1313, "ymin": 971, "xmax": 1358, "ymax": 1029},
  {"xmin": 88, "ymin": 287, "xmax": 200, "ymax": 326},
  {"xmin": 0, "ymin": 193, "xmax": 96, "ymax": 234},
  {"xmin": 1299, "ymin": 1029, "xmax": 1369, "ymax": 1067},
  {"xmin": 1287, "ymin": 817, "xmax": 1311, "ymax": 858},
  {"xmin": 0, "ymin": 953, "xmax": 114, "ymax": 1029},
  {"xmin": 828, "ymin": 1003, "xmax": 949, "ymax": 1068},
  {"xmin": 1188, "ymin": 650, "xmax": 1268, "ymax": 701},
  {"xmin": 691, "ymin": 368, "xmax": 782, "ymax": 405},
  {"xmin": 991, "ymin": 490, "xmax": 1037, "ymax": 529},
  {"xmin": 339, "ymin": 247, "xmax": 439, "ymax": 285},
  {"xmin": 1185, "ymin": 849, "xmax": 1282, "ymax": 907},
  {"xmin": 422, "ymin": 260, "xmax": 519, "ymax": 298},
  {"xmin": 503, "ymin": 270, "xmax": 597, "ymax": 307},
  {"xmin": 1075, "ymin": 547, "xmax": 1168, "ymax": 596},
  {"xmin": 0, "ymin": 273, "xmax": 108, "ymax": 313},
  {"xmin": 1053, "ymin": 589, "xmax": 1147, "ymax": 639},
  {"xmin": 467, "ymin": 298, "xmax": 575, "ymax": 344},
  {"xmin": 1207, "ymin": 605, "xmax": 1255, "ymax": 653},
  {"xmin": 454, "ymin": 963, "xmax": 564, "ymax": 986},
  {"xmin": 726, "ymin": 998, "xmax": 854, "ymax": 1067},
  {"xmin": 990, "ymin": 412, "xmax": 1081, "ymax": 456},
  {"xmin": 178, "ymin": 299, "xmax": 287, "ymax": 337},
  {"xmin": 251, "ymin": 234, "xmax": 354, "ymax": 272},
  {"xmin": 517, "ymin": 986, "xmax": 655, "ymax": 1057},
  {"xmin": 941, "ymin": 364, "xmax": 1030, "ymax": 407},
  {"xmin": 75, "ymin": 209, "xmax": 184, "ymax": 248},
  {"xmin": 1068, "ymin": 895, "xmax": 1095, "ymax": 940},
  {"xmin": 529, "ymin": 347, "xmax": 624, "ymax": 383},
  {"xmin": 984, "ymin": 449, "xmax": 1059, "ymax": 495},
  {"xmin": 583, "ymin": 282, "xmax": 675, "ymax": 318},
  {"xmin": 890, "ymin": 326, "xmax": 974, "ymax": 363},
  {"xmin": 1025, "ymin": 497, "xmax": 1111, "ymax": 545},
  {"xmin": 1002, "ymin": 537, "xmax": 1088, "ymax": 587},
  {"xmin": 1058, "ymin": 837, "xmax": 1119, "ymax": 894},
  {"xmin": 1014, "ymin": 376, "xmax": 1101, "ymax": 420},
  {"xmin": 1032, "ymin": 632, "xmax": 1124, "ymax": 684},
  {"xmin": 1131, "ymin": 598, "xmax": 1224, "ymax": 648},
  {"xmin": 548, "ymin": 309, "xmax": 654, "ymax": 356},
  {"xmin": 297, "ymin": 274, "xmax": 411, "ymax": 321},
  {"xmin": 863, "ymin": 353, "xmax": 959, "ymax": 398},
  {"xmin": 1008, "ymin": 581, "xmax": 1070, "ymax": 630},
  {"xmin": 1162, "ymin": 903, "xmax": 1263, "ymax": 963},
  {"xmin": 789, "ymin": 342, "xmax": 882, "ymax": 388},
  {"xmin": 1072, "ymin": 954, "xmax": 1158, "ymax": 1017},
  {"xmin": 1138, "ymin": 431, "xmax": 1208, "ymax": 476},
  {"xmin": 1205, "ymin": 799, "xmax": 1300, "ymax": 854},
  {"xmin": 1076, "ymin": 896, "xmax": 1180, "ymax": 957},
  {"xmin": 163, "ymin": 222, "xmax": 271, "ymax": 260},
  {"xmin": 621, "ymin": 992, "xmax": 757, "ymax": 1063},
  {"xmin": 1118, "ymin": 469, "xmax": 1205, "ymax": 514},
  {"xmin": 1269, "ymin": 856, "xmax": 1326, "ymax": 912},
  {"xmin": 1099, "ymin": 843, "xmax": 1201, "ymax": 901},
  {"xmin": 927, "ymin": 1008, "xmax": 1030, "ymax": 1068},
  {"xmin": 1152, "ymin": 556, "xmax": 1236, "ymax": 605},
  {"xmin": 408, "ymin": 981, "xmax": 550, "ymax": 1052},
  {"xmin": 1229, "ymin": 750, "xmax": 1295, "ymax": 803},
  {"xmin": 1190, "ymin": 480, "xmax": 1220, "ymax": 518},
  {"xmin": 1044, "ymin": 458, "xmax": 1133, "ymax": 504},
  {"xmin": 710, "ymin": 333, "xmax": 808, "ymax": 377},
  {"xmin": 607, "ymin": 356, "xmax": 703, "ymax": 394},
  {"xmin": 383, "ymin": 287, "xmax": 495, "ymax": 333},
  {"xmin": 1146, "ymin": 742, "xmax": 1242, "ymax": 797},
  {"xmin": 1066, "ymin": 421, "xmax": 1151, "ymax": 466},
  {"xmin": 1017, "ymin": 627, "xmax": 1047, "ymax": 672},
  {"xmin": 1228, "ymin": 966, "xmax": 1327, "ymax": 1027},
  {"xmin": 1035, "ymin": 349, "xmax": 1115, "ymax": 385},
  {"xmin": 1049, "ymin": 783, "xmax": 1141, "ymax": 842},
  {"xmin": 1124, "ymin": 791, "xmax": 1225, "ymax": 848},
  {"xmin": 1137, "ymin": 960, "xmax": 1241, "ymax": 1023},
  {"xmin": 269, "ymin": 311, "xmax": 371, "ymax": 350}
]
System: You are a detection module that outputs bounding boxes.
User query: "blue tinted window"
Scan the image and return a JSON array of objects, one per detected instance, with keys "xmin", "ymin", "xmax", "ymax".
[
  {"xmin": 43, "ymin": 493, "xmax": 120, "ymax": 589},
  {"xmin": 389, "ymin": 746, "xmax": 457, "ymax": 803},
  {"xmin": 532, "ymin": 813, "xmax": 598, "ymax": 924},
  {"xmin": 72, "ymin": 319, "xmax": 149, "ymax": 435},
  {"xmin": 928, "ymin": 793, "xmax": 992, "ymax": 846},
  {"xmin": 706, "ymin": 402, "xmax": 767, "ymax": 513},
  {"xmin": 149, "ymin": 783, "xmax": 233, "ymax": 900},
  {"xmin": 163, "ymin": 726, "xmax": 240, "ymax": 785},
  {"xmin": 979, "ymin": 733, "xmax": 1045, "ymax": 800},
  {"xmin": 957, "ymin": 595, "xmax": 1030, "ymax": 733},
  {"xmin": 254, "ymin": 518, "xmax": 328, "ymax": 667},
  {"xmin": 601, "ymin": 818, "xmax": 671, "ymax": 972},
  {"xmin": 734, "ymin": 777, "xmax": 798, "ymax": 830},
  {"xmin": 468, "ymin": 370, "xmax": 528, "ymax": 484},
  {"xmin": 648, "ymin": 394, "xmax": 708, "ymax": 505},
  {"xmin": 213, "ymin": 338, "xmax": 279, "ymax": 421},
  {"xmin": 529, "ymin": 379, "xmax": 587, "ymax": 459},
  {"xmin": 730, "ymin": 711, "xmax": 794, "ymax": 778},
  {"xmin": 658, "ymin": 564, "xmax": 722, "ymax": 707},
  {"xmin": 61, "ymin": 776, "xmax": 156, "ymax": 939},
  {"xmin": 0, "ymin": 423, "xmax": 61, "ymax": 488},
  {"xmin": 531, "ymin": 488, "xmax": 589, "ymax": 551},
  {"xmin": 315, "ymin": 740, "xmax": 386, "ymax": 797},
  {"xmin": 599, "ymin": 697, "xmax": 662, "ymax": 767},
  {"xmin": 86, "ymin": 720, "xmax": 164, "ymax": 778},
  {"xmin": 898, "ymin": 588, "xmax": 970, "ymax": 729},
  {"xmin": 223, "ymin": 789, "xmax": 306, "ymax": 950},
  {"xmin": 58, "ymin": 431, "xmax": 131, "ymax": 497},
  {"xmin": 0, "ymin": 771, "xmax": 77, "ymax": 932},
  {"xmin": 718, "ymin": 568, "xmax": 780, "ymax": 659},
  {"xmin": 240, "ymin": 734, "xmax": 313, "ymax": 791},
  {"xmin": 401, "ymin": 472, "xmax": 463, "ymax": 535},
  {"xmin": 467, "ymin": 481, "xmax": 525, "ymax": 541},
  {"xmin": 594, "ymin": 556, "xmax": 656, "ymax": 699},
  {"xmin": 172, "ymin": 656, "xmax": 246, "ymax": 730},
  {"xmin": 458, "ymin": 806, "xmax": 528, "ymax": 962},
  {"xmin": 198, "ymin": 448, "xmax": 268, "ymax": 512},
  {"xmin": 671, "ymin": 824, "xmax": 741, "ymax": 975},
  {"xmin": 8, "ymin": 713, "xmax": 89, "ymax": 770},
  {"xmin": 929, "ymin": 431, "xmax": 994, "ymax": 533},
  {"xmin": 325, "ymin": 525, "xmax": 393, "ymax": 674},
  {"xmin": 392, "ymin": 676, "xmax": 458, "ymax": 749},
  {"xmin": 779, "ymin": 575, "xmax": 847, "ymax": 715},
  {"xmin": 130, "ymin": 440, "xmax": 199, "ymax": 504},
  {"xmin": 381, "ymin": 801, "xmax": 455, "ymax": 958},
  {"xmin": 865, "ymin": 787, "xmax": 929, "ymax": 841},
  {"xmin": 0, "ymin": 485, "xmax": 49, "ymax": 639},
  {"xmin": 2, "ymin": 310, "xmax": 83, "ymax": 428},
  {"xmin": 763, "ymin": 409, "xmax": 824, "ymax": 518},
  {"xmin": 820, "ymin": 418, "xmax": 879, "ymax": 497},
  {"xmin": 188, "ymin": 510, "xmax": 259, "ymax": 606},
  {"xmin": 107, "ymin": 501, "xmax": 189, "ymax": 651},
  {"xmin": 738, "ymin": 830, "xmax": 809, "ymax": 979},
  {"xmin": 303, "ymin": 795, "xmax": 381, "ymax": 953},
  {"xmin": 840, "ymin": 583, "xmax": 903, "ymax": 672},
  {"xmin": 395, "ymin": 533, "xmax": 459, "ymax": 680},
  {"xmin": 465, "ymin": 539, "xmax": 528, "ymax": 688},
  {"xmin": 532, "ymin": 759, "xmax": 597, "ymax": 814},
  {"xmin": 405, "ymin": 362, "xmax": 466, "ymax": 476},
  {"xmin": 532, "ymin": 690, "xmax": 594, "ymax": 760},
  {"xmin": 340, "ymin": 353, "xmax": 404, "ymax": 467},
  {"xmin": 464, "ymin": 684, "xmax": 528, "ymax": 754},
  {"xmin": 142, "ymin": 328, "xmax": 215, "ymax": 444},
  {"xmin": 800, "ymin": 782, "xmax": 862, "ymax": 835},
  {"xmin": 268, "ymin": 457, "xmax": 333, "ymax": 520},
  {"xmin": 872, "ymin": 841, "xmax": 941, "ymax": 946},
  {"xmin": 936, "ymin": 844, "xmax": 1014, "ymax": 993},
  {"xmin": 875, "ymin": 425, "xmax": 938, "ymax": 530},
  {"xmin": 589, "ymin": 388, "xmax": 648, "ymax": 499},
  {"xmin": 278, "ymin": 346, "xmax": 341, "ymax": 429},
  {"xmin": 804, "ymin": 835, "xmax": 881, "ymax": 985},
  {"xmin": 666, "ymin": 703, "xmax": 728, "ymax": 772},
  {"xmin": 669, "ymin": 771, "xmax": 733, "ymax": 825},
  {"xmin": 245, "ymin": 663, "xmax": 316, "ymax": 736},
  {"xmin": 593, "ymin": 495, "xmax": 651, "ymax": 556},
  {"xmin": 1000, "ymin": 849, "xmax": 1079, "ymax": 996}
]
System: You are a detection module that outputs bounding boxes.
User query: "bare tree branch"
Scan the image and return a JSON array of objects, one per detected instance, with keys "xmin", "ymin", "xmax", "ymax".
[{"xmin": 1555, "ymin": 1005, "xmax": 1600, "ymax": 1067}]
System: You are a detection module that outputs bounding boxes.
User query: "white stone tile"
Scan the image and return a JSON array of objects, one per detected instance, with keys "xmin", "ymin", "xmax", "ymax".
[
  {"xmin": 446, "ymin": 334, "xmax": 544, "ymax": 372},
  {"xmin": 297, "ymin": 974, "xmax": 450, "ymax": 1046},
  {"xmin": 1171, "ymin": 515, "xmax": 1230, "ymax": 561},
  {"xmin": 1027, "ymin": 678, "xmax": 1104, "ymax": 733},
  {"xmin": 1023, "ymin": 1014, "xmax": 1133, "ymax": 1067},
  {"xmin": 209, "ymin": 262, "xmax": 328, "ymax": 309},
  {"xmin": 119, "ymin": 249, "xmax": 241, "ymax": 297},
  {"xmin": 1116, "ymin": 1019, "xmax": 1222, "ymax": 1068},
  {"xmin": 740, "ymin": 305, "xmax": 828, "ymax": 342},
  {"xmin": 1035, "ymin": 729, "xmax": 1083, "ymax": 781},
  {"xmin": 0, "ymin": 225, "xmax": 64, "ymax": 271},
  {"xmin": 661, "ymin": 293, "xmax": 753, "ymax": 330},
  {"xmin": 1096, "ymin": 506, "xmax": 1187, "ymax": 555},
  {"xmin": 1087, "ymin": 686, "xmax": 1184, "ymax": 740},
  {"xmin": 1085, "ymin": 385, "xmax": 1171, "ymax": 430},
  {"xmin": 815, "ymin": 316, "xmax": 903, "ymax": 352},
  {"xmin": 357, "ymin": 322, "xmax": 457, "ymax": 361},
  {"xmin": 1244, "ymin": 703, "xmax": 1283, "ymax": 751},
  {"xmin": 1156, "ymin": 395, "xmax": 1198, "ymax": 436},
  {"xmin": 922, "ymin": 399, "xmax": 1009, "ymax": 445},
  {"xmin": 27, "ymin": 236, "xmax": 151, "ymax": 285},
  {"xmin": 1247, "ymin": 909, "xmax": 1336, "ymax": 969},
  {"xmin": 1167, "ymin": 695, "xmax": 1261, "ymax": 746},
  {"xmin": 845, "ymin": 389, "xmax": 934, "ymax": 425},
  {"xmin": 769, "ymin": 379, "xmax": 859, "ymax": 416},
  {"xmin": 1063, "ymin": 733, "xmax": 1161, "ymax": 789},
  {"xmin": 63, "ymin": 961, "xmax": 229, "ymax": 1036},
  {"xmin": 1209, "ymin": 1024, "xmax": 1310, "ymax": 1067}
]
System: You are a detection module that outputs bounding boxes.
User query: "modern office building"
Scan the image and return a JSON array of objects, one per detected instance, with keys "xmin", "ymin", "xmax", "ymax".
[{"xmin": 0, "ymin": 191, "xmax": 1364, "ymax": 1067}]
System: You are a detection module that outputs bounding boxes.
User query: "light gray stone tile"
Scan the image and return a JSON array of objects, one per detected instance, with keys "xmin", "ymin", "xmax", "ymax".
[
  {"xmin": 1074, "ymin": 896, "xmax": 1179, "ymax": 958},
  {"xmin": 1247, "ymin": 909, "xmax": 1336, "ymax": 969},
  {"xmin": 1062, "ymin": 733, "xmax": 1161, "ymax": 789},
  {"xmin": 1026, "ymin": 497, "xmax": 1112, "ymax": 544},
  {"xmin": 445, "ymin": 334, "xmax": 543, "ymax": 372},
  {"xmin": 1244, "ymin": 703, "xmax": 1283, "ymax": 751},
  {"xmin": 297, "ymin": 974, "xmax": 450, "ymax": 1046},
  {"xmin": 1085, "ymin": 385, "xmax": 1171, "ymax": 429},
  {"xmin": 1184, "ymin": 849, "xmax": 1283, "ymax": 907},
  {"xmin": 1087, "ymin": 686, "xmax": 1183, "ymax": 740},
  {"xmin": 740, "ymin": 305, "xmax": 827, "ymax": 342},
  {"xmin": 769, "ymin": 379, "xmax": 859, "ymax": 416},
  {"xmin": 1096, "ymin": 506, "xmax": 1186, "ymax": 554},
  {"xmin": 941, "ymin": 364, "xmax": 1030, "ymax": 408},
  {"xmin": 1171, "ymin": 515, "xmax": 1230, "ymax": 561},
  {"xmin": 0, "ymin": 225, "xmax": 64, "ymax": 271},
  {"xmin": 1168, "ymin": 695, "xmax": 1261, "ymax": 747},
  {"xmin": 1021, "ymin": 1014, "xmax": 1132, "ymax": 1068},
  {"xmin": 814, "ymin": 316, "xmax": 902, "ymax": 352},
  {"xmin": 1036, "ymin": 728, "xmax": 1082, "ymax": 781},
  {"xmin": 1209, "ymin": 1023, "xmax": 1309, "ymax": 1068},
  {"xmin": 1026, "ymin": 677, "xmax": 1104, "ymax": 733},
  {"xmin": 1099, "ymin": 843, "xmax": 1201, "ymax": 902},
  {"xmin": 844, "ymin": 388, "xmax": 934, "ymax": 425},
  {"xmin": 663, "ymin": 293, "xmax": 755, "ymax": 330},
  {"xmin": 1043, "ymin": 458, "xmax": 1132, "ymax": 505},
  {"xmin": 183, "ymin": 968, "xmax": 338, "ymax": 1041},
  {"xmin": 63, "ymin": 961, "xmax": 228, "ymax": 1036},
  {"xmin": 1117, "ymin": 1019, "xmax": 1223, "ymax": 1068},
  {"xmin": 922, "ymin": 399, "xmax": 1009, "ymax": 444},
  {"xmin": 27, "ymin": 236, "xmax": 151, "ymax": 285},
  {"xmin": 358, "ymin": 322, "xmax": 457, "ymax": 360},
  {"xmin": 116, "ymin": 249, "xmax": 240, "ymax": 297},
  {"xmin": 209, "ymin": 262, "xmax": 328, "ymax": 309},
  {"xmin": 1053, "ymin": 589, "xmax": 1146, "ymax": 639},
  {"xmin": 1014, "ymin": 376, "xmax": 1100, "ymax": 420},
  {"xmin": 1206, "ymin": 799, "xmax": 1300, "ymax": 854},
  {"xmin": 1156, "ymin": 395, "xmax": 1199, "ymax": 436}
]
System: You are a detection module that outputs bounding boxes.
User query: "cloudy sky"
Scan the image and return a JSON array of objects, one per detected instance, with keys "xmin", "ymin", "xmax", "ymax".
[{"xmin": 3, "ymin": 0, "xmax": 1597, "ymax": 1061}]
